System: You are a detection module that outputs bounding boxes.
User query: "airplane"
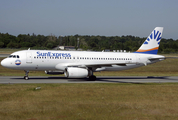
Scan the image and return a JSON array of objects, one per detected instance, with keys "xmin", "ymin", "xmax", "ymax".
[{"xmin": 1, "ymin": 27, "xmax": 165, "ymax": 80}]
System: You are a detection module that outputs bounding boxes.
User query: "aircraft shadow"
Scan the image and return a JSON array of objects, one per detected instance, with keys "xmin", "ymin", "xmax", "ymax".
[
  {"xmin": 10, "ymin": 76, "xmax": 178, "ymax": 83},
  {"xmin": 96, "ymin": 76, "xmax": 178, "ymax": 83}
]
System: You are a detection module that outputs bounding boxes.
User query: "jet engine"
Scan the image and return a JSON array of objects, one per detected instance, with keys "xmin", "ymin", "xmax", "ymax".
[{"xmin": 64, "ymin": 67, "xmax": 89, "ymax": 78}]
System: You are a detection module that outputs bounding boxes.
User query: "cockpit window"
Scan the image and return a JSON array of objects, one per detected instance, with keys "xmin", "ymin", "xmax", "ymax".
[
  {"xmin": 8, "ymin": 55, "xmax": 20, "ymax": 58},
  {"xmin": 8, "ymin": 55, "xmax": 13, "ymax": 58}
]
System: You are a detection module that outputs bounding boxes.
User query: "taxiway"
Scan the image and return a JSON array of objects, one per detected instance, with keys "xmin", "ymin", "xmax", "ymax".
[{"xmin": 0, "ymin": 76, "xmax": 178, "ymax": 84}]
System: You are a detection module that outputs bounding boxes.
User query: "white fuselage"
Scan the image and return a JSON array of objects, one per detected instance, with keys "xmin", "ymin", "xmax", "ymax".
[{"xmin": 1, "ymin": 50, "xmax": 165, "ymax": 72}]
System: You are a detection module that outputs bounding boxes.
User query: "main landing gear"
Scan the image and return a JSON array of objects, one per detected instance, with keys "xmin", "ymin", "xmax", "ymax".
[
  {"xmin": 89, "ymin": 75, "xmax": 96, "ymax": 81},
  {"xmin": 88, "ymin": 68, "xmax": 96, "ymax": 81},
  {"xmin": 24, "ymin": 70, "xmax": 29, "ymax": 80}
]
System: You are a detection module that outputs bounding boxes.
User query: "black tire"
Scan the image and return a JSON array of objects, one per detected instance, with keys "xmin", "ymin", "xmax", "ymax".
[
  {"xmin": 89, "ymin": 75, "xmax": 96, "ymax": 81},
  {"xmin": 24, "ymin": 76, "xmax": 29, "ymax": 80}
]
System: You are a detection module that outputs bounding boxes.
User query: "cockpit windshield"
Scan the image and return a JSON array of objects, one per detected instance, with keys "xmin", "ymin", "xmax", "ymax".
[{"xmin": 8, "ymin": 55, "xmax": 20, "ymax": 58}]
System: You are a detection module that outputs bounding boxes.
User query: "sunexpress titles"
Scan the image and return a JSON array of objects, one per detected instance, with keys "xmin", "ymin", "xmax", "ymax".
[{"xmin": 37, "ymin": 51, "xmax": 71, "ymax": 57}]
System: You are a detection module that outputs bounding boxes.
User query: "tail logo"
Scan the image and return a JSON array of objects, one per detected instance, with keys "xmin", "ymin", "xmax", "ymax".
[
  {"xmin": 144, "ymin": 30, "xmax": 162, "ymax": 45},
  {"xmin": 135, "ymin": 27, "xmax": 163, "ymax": 54}
]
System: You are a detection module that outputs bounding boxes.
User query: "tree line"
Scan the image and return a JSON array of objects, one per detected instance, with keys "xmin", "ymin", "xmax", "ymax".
[{"xmin": 0, "ymin": 32, "xmax": 178, "ymax": 53}]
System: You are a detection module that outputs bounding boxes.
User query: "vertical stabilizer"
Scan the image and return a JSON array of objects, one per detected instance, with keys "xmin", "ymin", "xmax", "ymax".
[{"xmin": 135, "ymin": 27, "xmax": 163, "ymax": 54}]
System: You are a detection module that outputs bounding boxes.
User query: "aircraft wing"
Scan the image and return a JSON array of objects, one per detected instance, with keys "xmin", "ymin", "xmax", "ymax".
[{"xmin": 55, "ymin": 62, "xmax": 129, "ymax": 71}]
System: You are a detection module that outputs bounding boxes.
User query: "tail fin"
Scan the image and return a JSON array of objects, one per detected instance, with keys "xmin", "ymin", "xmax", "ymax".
[{"xmin": 135, "ymin": 27, "xmax": 163, "ymax": 54}]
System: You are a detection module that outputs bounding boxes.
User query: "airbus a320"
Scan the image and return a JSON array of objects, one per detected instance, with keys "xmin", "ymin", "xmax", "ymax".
[{"xmin": 1, "ymin": 27, "xmax": 165, "ymax": 80}]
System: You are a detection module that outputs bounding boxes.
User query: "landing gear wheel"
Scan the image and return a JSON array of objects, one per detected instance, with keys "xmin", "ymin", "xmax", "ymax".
[
  {"xmin": 89, "ymin": 75, "xmax": 96, "ymax": 81},
  {"xmin": 24, "ymin": 76, "xmax": 29, "ymax": 80},
  {"xmin": 24, "ymin": 70, "xmax": 29, "ymax": 80}
]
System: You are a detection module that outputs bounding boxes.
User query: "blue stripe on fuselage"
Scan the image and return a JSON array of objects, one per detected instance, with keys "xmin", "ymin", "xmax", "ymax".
[{"xmin": 134, "ymin": 50, "xmax": 158, "ymax": 54}]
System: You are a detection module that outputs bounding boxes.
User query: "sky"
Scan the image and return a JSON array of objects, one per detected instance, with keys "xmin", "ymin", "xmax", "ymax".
[{"xmin": 0, "ymin": 0, "xmax": 178, "ymax": 39}]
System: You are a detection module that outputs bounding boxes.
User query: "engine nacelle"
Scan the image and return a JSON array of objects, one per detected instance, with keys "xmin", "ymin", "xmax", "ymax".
[
  {"xmin": 64, "ymin": 67, "xmax": 88, "ymax": 78},
  {"xmin": 45, "ymin": 70, "xmax": 64, "ymax": 75}
]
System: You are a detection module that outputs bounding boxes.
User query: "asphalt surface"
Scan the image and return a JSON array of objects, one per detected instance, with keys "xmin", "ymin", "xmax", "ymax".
[
  {"xmin": 0, "ymin": 54, "xmax": 9, "ymax": 57},
  {"xmin": 0, "ymin": 76, "xmax": 178, "ymax": 84}
]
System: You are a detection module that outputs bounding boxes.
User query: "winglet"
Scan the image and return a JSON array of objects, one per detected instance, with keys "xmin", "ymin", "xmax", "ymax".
[{"xmin": 135, "ymin": 27, "xmax": 163, "ymax": 54}]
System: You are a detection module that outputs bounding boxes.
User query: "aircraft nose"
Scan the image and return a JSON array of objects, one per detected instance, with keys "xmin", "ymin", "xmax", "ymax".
[
  {"xmin": 1, "ymin": 59, "xmax": 6, "ymax": 67},
  {"xmin": 1, "ymin": 59, "xmax": 8, "ymax": 67}
]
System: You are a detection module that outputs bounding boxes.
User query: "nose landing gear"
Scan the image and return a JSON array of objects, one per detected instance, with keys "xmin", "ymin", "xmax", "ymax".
[{"xmin": 24, "ymin": 70, "xmax": 29, "ymax": 80}]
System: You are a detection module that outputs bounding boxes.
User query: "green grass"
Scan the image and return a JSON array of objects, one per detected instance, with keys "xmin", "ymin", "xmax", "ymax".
[{"xmin": 1, "ymin": 83, "xmax": 178, "ymax": 120}]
